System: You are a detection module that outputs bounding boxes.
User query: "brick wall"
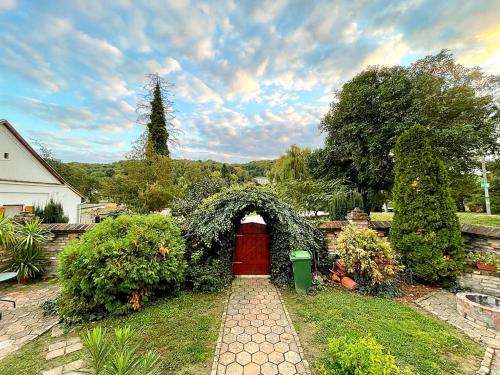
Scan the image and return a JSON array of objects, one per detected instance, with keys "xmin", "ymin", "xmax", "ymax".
[{"xmin": 458, "ymin": 272, "xmax": 500, "ymax": 297}]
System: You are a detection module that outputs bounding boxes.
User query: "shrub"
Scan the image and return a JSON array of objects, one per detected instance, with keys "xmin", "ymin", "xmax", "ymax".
[
  {"xmin": 186, "ymin": 251, "xmax": 231, "ymax": 292},
  {"xmin": 318, "ymin": 335, "xmax": 411, "ymax": 375},
  {"xmin": 35, "ymin": 198, "xmax": 69, "ymax": 223},
  {"xmin": 336, "ymin": 226, "xmax": 402, "ymax": 285},
  {"xmin": 81, "ymin": 326, "xmax": 160, "ymax": 375},
  {"xmin": 57, "ymin": 214, "xmax": 186, "ymax": 320},
  {"xmin": 391, "ymin": 125, "xmax": 464, "ymax": 283}
]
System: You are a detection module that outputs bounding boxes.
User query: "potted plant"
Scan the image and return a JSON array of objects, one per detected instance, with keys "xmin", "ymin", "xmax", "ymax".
[{"xmin": 465, "ymin": 252, "xmax": 499, "ymax": 272}]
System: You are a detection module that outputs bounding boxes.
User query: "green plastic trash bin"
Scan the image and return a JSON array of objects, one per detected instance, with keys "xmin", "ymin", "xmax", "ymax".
[{"xmin": 289, "ymin": 250, "xmax": 312, "ymax": 293}]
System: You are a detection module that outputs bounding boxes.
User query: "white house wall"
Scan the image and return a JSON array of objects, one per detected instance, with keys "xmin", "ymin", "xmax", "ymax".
[
  {"xmin": 0, "ymin": 180, "xmax": 81, "ymax": 223},
  {"xmin": 0, "ymin": 125, "xmax": 60, "ymax": 184}
]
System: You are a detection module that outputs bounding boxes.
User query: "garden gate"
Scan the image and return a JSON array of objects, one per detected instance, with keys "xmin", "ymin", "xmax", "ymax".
[{"xmin": 232, "ymin": 223, "xmax": 270, "ymax": 275}]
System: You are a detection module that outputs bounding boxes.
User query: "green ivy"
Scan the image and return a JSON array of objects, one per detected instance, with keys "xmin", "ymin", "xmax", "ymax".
[{"xmin": 183, "ymin": 185, "xmax": 329, "ymax": 287}]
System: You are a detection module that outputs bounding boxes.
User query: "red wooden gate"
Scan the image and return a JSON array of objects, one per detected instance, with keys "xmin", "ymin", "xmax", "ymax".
[{"xmin": 232, "ymin": 223, "xmax": 270, "ymax": 275}]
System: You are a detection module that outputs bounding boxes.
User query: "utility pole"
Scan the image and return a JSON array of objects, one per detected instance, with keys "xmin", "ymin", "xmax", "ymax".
[{"xmin": 481, "ymin": 156, "xmax": 491, "ymax": 215}]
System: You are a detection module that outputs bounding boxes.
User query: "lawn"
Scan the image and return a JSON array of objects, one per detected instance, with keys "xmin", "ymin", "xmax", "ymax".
[
  {"xmin": 370, "ymin": 211, "xmax": 500, "ymax": 227},
  {"xmin": 0, "ymin": 291, "xmax": 225, "ymax": 375},
  {"xmin": 283, "ymin": 287, "xmax": 484, "ymax": 375}
]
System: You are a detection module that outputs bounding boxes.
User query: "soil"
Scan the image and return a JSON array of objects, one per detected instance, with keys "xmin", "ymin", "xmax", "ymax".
[{"xmin": 397, "ymin": 282, "xmax": 437, "ymax": 303}]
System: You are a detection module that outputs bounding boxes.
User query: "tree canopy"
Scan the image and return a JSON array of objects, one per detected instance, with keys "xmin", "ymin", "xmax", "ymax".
[{"xmin": 317, "ymin": 50, "xmax": 499, "ymax": 210}]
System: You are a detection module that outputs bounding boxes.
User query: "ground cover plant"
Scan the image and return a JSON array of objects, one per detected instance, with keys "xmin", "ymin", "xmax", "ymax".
[
  {"xmin": 283, "ymin": 288, "xmax": 484, "ymax": 374},
  {"xmin": 57, "ymin": 214, "xmax": 186, "ymax": 320},
  {"xmin": 318, "ymin": 335, "xmax": 411, "ymax": 374}
]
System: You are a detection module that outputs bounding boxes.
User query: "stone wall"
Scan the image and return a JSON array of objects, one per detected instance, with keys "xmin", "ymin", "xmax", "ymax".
[
  {"xmin": 41, "ymin": 224, "xmax": 95, "ymax": 275},
  {"xmin": 319, "ymin": 218, "xmax": 500, "ymax": 257},
  {"xmin": 458, "ymin": 272, "xmax": 500, "ymax": 297}
]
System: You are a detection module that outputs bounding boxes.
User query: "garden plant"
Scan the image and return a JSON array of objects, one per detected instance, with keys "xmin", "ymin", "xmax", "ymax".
[
  {"xmin": 81, "ymin": 326, "xmax": 160, "ymax": 375},
  {"xmin": 0, "ymin": 215, "xmax": 48, "ymax": 281},
  {"xmin": 57, "ymin": 214, "xmax": 186, "ymax": 320},
  {"xmin": 391, "ymin": 125, "xmax": 464, "ymax": 283}
]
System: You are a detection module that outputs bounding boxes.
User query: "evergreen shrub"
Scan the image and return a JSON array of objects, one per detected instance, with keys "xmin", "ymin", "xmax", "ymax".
[
  {"xmin": 57, "ymin": 214, "xmax": 186, "ymax": 320},
  {"xmin": 390, "ymin": 125, "xmax": 464, "ymax": 283}
]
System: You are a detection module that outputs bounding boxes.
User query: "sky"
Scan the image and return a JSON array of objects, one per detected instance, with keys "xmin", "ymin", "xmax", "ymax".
[{"xmin": 0, "ymin": 0, "xmax": 499, "ymax": 164}]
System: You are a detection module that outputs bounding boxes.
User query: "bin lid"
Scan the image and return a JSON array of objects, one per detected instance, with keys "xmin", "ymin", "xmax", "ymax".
[{"xmin": 289, "ymin": 250, "xmax": 311, "ymax": 260}]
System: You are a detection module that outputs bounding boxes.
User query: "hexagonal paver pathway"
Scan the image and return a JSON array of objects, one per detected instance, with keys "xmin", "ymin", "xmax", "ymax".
[
  {"xmin": 212, "ymin": 278, "xmax": 310, "ymax": 375},
  {"xmin": 0, "ymin": 281, "xmax": 60, "ymax": 360}
]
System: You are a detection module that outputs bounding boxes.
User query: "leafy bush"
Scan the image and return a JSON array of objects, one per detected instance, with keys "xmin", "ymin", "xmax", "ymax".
[
  {"xmin": 34, "ymin": 198, "xmax": 69, "ymax": 223},
  {"xmin": 318, "ymin": 335, "xmax": 411, "ymax": 375},
  {"xmin": 81, "ymin": 326, "xmax": 160, "ymax": 375},
  {"xmin": 391, "ymin": 125, "xmax": 464, "ymax": 283},
  {"xmin": 57, "ymin": 214, "xmax": 186, "ymax": 320},
  {"xmin": 336, "ymin": 226, "xmax": 402, "ymax": 285}
]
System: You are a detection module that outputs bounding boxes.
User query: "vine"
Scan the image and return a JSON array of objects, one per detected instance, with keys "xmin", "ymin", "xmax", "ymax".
[{"xmin": 184, "ymin": 185, "xmax": 329, "ymax": 287}]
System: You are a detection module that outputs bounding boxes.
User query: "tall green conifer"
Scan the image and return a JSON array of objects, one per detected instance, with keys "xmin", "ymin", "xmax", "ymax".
[
  {"xmin": 147, "ymin": 75, "xmax": 170, "ymax": 156},
  {"xmin": 391, "ymin": 125, "xmax": 464, "ymax": 283}
]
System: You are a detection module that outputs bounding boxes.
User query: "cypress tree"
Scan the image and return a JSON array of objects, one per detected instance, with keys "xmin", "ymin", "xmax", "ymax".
[
  {"xmin": 147, "ymin": 76, "xmax": 169, "ymax": 156},
  {"xmin": 390, "ymin": 125, "xmax": 464, "ymax": 283}
]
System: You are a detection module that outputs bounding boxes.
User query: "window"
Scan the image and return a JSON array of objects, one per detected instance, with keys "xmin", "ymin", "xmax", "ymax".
[{"xmin": 3, "ymin": 152, "xmax": 9, "ymax": 160}]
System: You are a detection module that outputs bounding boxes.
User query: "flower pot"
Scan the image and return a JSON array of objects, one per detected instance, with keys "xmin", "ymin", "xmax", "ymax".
[
  {"xmin": 18, "ymin": 277, "xmax": 29, "ymax": 285},
  {"xmin": 341, "ymin": 276, "xmax": 358, "ymax": 290},
  {"xmin": 476, "ymin": 262, "xmax": 497, "ymax": 272}
]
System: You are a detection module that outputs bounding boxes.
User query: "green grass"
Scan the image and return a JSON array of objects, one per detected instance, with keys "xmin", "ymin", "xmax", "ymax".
[
  {"xmin": 283, "ymin": 288, "xmax": 484, "ymax": 375},
  {"xmin": 0, "ymin": 291, "xmax": 225, "ymax": 375},
  {"xmin": 370, "ymin": 211, "xmax": 500, "ymax": 227}
]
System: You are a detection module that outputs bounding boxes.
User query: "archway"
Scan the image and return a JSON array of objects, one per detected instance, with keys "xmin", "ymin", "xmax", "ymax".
[{"xmin": 184, "ymin": 185, "xmax": 329, "ymax": 286}]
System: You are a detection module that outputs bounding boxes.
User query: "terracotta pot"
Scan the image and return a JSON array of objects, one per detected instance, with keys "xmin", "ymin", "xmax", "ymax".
[
  {"xmin": 341, "ymin": 276, "xmax": 358, "ymax": 290},
  {"xmin": 330, "ymin": 272, "xmax": 341, "ymax": 283},
  {"xmin": 476, "ymin": 262, "xmax": 497, "ymax": 272},
  {"xmin": 18, "ymin": 277, "xmax": 29, "ymax": 285}
]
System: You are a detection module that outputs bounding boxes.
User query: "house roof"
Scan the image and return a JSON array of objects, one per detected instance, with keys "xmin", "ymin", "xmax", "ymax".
[{"xmin": 0, "ymin": 119, "xmax": 84, "ymax": 198}]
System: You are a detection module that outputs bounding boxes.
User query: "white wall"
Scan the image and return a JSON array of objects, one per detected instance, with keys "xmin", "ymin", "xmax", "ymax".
[
  {"xmin": 0, "ymin": 180, "xmax": 81, "ymax": 223},
  {"xmin": 0, "ymin": 125, "xmax": 59, "ymax": 184}
]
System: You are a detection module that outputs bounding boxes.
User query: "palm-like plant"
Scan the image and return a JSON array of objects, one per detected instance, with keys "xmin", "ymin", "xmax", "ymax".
[
  {"xmin": 81, "ymin": 326, "xmax": 160, "ymax": 375},
  {"xmin": 0, "ymin": 215, "xmax": 15, "ymax": 249},
  {"xmin": 10, "ymin": 218, "xmax": 48, "ymax": 281}
]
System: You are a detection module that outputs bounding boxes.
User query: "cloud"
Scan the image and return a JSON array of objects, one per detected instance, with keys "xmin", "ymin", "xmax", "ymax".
[
  {"xmin": 0, "ymin": 0, "xmax": 15, "ymax": 12},
  {"xmin": 176, "ymin": 73, "xmax": 223, "ymax": 104},
  {"xmin": 0, "ymin": 0, "xmax": 499, "ymax": 163}
]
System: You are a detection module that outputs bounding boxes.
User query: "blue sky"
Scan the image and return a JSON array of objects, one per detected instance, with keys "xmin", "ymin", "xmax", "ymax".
[{"xmin": 0, "ymin": 0, "xmax": 499, "ymax": 163}]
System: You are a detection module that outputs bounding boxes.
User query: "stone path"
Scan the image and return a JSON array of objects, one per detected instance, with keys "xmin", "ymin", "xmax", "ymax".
[
  {"xmin": 416, "ymin": 290, "xmax": 500, "ymax": 375},
  {"xmin": 43, "ymin": 333, "xmax": 86, "ymax": 375},
  {"xmin": 212, "ymin": 277, "xmax": 310, "ymax": 375},
  {"xmin": 0, "ymin": 281, "xmax": 60, "ymax": 360}
]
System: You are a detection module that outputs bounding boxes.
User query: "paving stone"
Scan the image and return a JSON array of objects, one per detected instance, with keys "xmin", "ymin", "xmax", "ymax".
[
  {"xmin": 46, "ymin": 347, "xmax": 65, "ymax": 360},
  {"xmin": 0, "ymin": 281, "xmax": 60, "ymax": 361},
  {"xmin": 416, "ymin": 290, "xmax": 500, "ymax": 375},
  {"xmin": 211, "ymin": 278, "xmax": 310, "ymax": 374}
]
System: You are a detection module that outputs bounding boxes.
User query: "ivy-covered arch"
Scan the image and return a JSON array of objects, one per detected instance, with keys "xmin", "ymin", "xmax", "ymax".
[{"xmin": 184, "ymin": 185, "xmax": 329, "ymax": 287}]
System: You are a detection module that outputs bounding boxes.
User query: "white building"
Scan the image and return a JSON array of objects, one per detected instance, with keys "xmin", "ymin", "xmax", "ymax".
[{"xmin": 0, "ymin": 119, "xmax": 83, "ymax": 223}]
